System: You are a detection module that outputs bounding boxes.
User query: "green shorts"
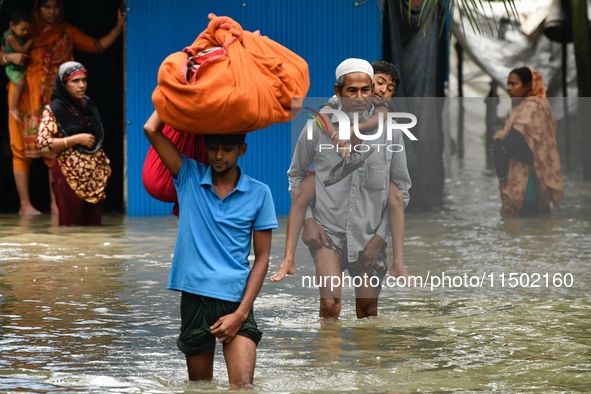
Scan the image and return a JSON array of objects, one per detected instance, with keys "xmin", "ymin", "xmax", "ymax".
[
  {"xmin": 6, "ymin": 64, "xmax": 25, "ymax": 85},
  {"xmin": 177, "ymin": 292, "xmax": 262, "ymax": 356}
]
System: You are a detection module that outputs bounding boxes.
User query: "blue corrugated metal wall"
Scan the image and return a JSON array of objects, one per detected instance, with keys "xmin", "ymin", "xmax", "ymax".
[{"xmin": 126, "ymin": 0, "xmax": 382, "ymax": 216}]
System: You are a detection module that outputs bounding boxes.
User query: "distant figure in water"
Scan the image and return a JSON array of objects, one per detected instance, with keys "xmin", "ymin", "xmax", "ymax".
[{"xmin": 493, "ymin": 66, "xmax": 563, "ymax": 217}]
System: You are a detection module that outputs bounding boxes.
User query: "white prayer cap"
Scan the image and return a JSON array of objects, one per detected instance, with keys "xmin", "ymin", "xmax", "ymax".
[{"xmin": 335, "ymin": 58, "xmax": 373, "ymax": 81}]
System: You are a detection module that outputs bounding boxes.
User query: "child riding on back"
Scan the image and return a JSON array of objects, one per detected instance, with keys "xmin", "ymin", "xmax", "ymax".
[{"xmin": 271, "ymin": 60, "xmax": 412, "ymax": 286}]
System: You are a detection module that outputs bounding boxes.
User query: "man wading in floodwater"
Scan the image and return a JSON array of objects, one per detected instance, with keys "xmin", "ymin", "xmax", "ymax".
[
  {"xmin": 287, "ymin": 58, "xmax": 411, "ymax": 319},
  {"xmin": 144, "ymin": 112, "xmax": 277, "ymax": 387}
]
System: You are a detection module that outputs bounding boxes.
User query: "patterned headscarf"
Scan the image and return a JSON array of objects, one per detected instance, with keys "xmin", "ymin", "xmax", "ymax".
[
  {"xmin": 58, "ymin": 61, "xmax": 86, "ymax": 82},
  {"xmin": 49, "ymin": 61, "xmax": 104, "ymax": 154},
  {"xmin": 527, "ymin": 67, "xmax": 546, "ymax": 98}
]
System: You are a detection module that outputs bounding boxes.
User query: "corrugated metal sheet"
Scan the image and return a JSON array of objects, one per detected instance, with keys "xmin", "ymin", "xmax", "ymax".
[{"xmin": 125, "ymin": 0, "xmax": 383, "ymax": 216}]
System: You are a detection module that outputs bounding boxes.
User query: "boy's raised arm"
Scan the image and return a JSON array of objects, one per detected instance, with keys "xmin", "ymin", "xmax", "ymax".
[
  {"xmin": 358, "ymin": 105, "xmax": 388, "ymax": 132},
  {"xmin": 143, "ymin": 110, "xmax": 183, "ymax": 178},
  {"xmin": 319, "ymin": 106, "xmax": 351, "ymax": 158}
]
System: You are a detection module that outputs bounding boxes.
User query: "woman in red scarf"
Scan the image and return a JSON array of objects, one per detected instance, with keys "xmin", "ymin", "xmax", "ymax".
[
  {"xmin": 3, "ymin": 0, "xmax": 124, "ymax": 215},
  {"xmin": 493, "ymin": 67, "xmax": 564, "ymax": 217}
]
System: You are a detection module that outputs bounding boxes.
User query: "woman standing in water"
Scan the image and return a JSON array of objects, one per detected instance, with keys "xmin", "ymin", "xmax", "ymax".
[
  {"xmin": 2, "ymin": 0, "xmax": 124, "ymax": 215},
  {"xmin": 36, "ymin": 61, "xmax": 111, "ymax": 226},
  {"xmin": 493, "ymin": 67, "xmax": 563, "ymax": 217}
]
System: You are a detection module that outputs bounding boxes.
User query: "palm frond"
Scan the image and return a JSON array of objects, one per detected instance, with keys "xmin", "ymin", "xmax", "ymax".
[{"xmin": 409, "ymin": 0, "xmax": 519, "ymax": 36}]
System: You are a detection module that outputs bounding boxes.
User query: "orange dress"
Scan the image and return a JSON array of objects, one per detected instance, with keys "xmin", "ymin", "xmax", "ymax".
[{"xmin": 8, "ymin": 21, "xmax": 101, "ymax": 172}]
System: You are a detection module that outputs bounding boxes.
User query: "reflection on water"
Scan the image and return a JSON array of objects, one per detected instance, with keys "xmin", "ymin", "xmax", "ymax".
[{"xmin": 1, "ymin": 135, "xmax": 591, "ymax": 392}]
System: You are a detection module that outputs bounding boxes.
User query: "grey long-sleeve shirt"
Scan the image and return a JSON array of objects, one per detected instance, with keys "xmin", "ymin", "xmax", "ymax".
[{"xmin": 287, "ymin": 120, "xmax": 411, "ymax": 263}]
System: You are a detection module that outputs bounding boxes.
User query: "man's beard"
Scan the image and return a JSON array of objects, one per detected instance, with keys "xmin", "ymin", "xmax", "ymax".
[
  {"xmin": 212, "ymin": 166, "xmax": 233, "ymax": 176},
  {"xmin": 344, "ymin": 110, "xmax": 370, "ymax": 124}
]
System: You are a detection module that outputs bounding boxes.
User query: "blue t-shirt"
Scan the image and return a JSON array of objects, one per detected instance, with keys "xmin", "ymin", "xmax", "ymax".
[{"xmin": 168, "ymin": 155, "xmax": 278, "ymax": 302}]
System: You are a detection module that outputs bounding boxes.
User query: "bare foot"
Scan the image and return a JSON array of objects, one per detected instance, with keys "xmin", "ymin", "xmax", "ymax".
[
  {"xmin": 9, "ymin": 108, "xmax": 22, "ymax": 123},
  {"xmin": 51, "ymin": 203, "xmax": 59, "ymax": 215},
  {"xmin": 270, "ymin": 258, "xmax": 297, "ymax": 282},
  {"xmin": 389, "ymin": 263, "xmax": 414, "ymax": 287},
  {"xmin": 18, "ymin": 206, "xmax": 42, "ymax": 215}
]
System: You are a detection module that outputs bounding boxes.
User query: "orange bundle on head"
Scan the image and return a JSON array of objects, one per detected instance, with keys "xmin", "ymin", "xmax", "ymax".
[{"xmin": 152, "ymin": 13, "xmax": 310, "ymax": 134}]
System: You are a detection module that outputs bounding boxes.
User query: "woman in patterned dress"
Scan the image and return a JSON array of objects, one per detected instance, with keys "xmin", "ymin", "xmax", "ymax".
[
  {"xmin": 493, "ymin": 67, "xmax": 564, "ymax": 217},
  {"xmin": 36, "ymin": 61, "xmax": 111, "ymax": 226}
]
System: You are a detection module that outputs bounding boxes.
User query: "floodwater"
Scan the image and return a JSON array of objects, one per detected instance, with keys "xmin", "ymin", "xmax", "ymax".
[{"xmin": 1, "ymin": 131, "xmax": 591, "ymax": 392}]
